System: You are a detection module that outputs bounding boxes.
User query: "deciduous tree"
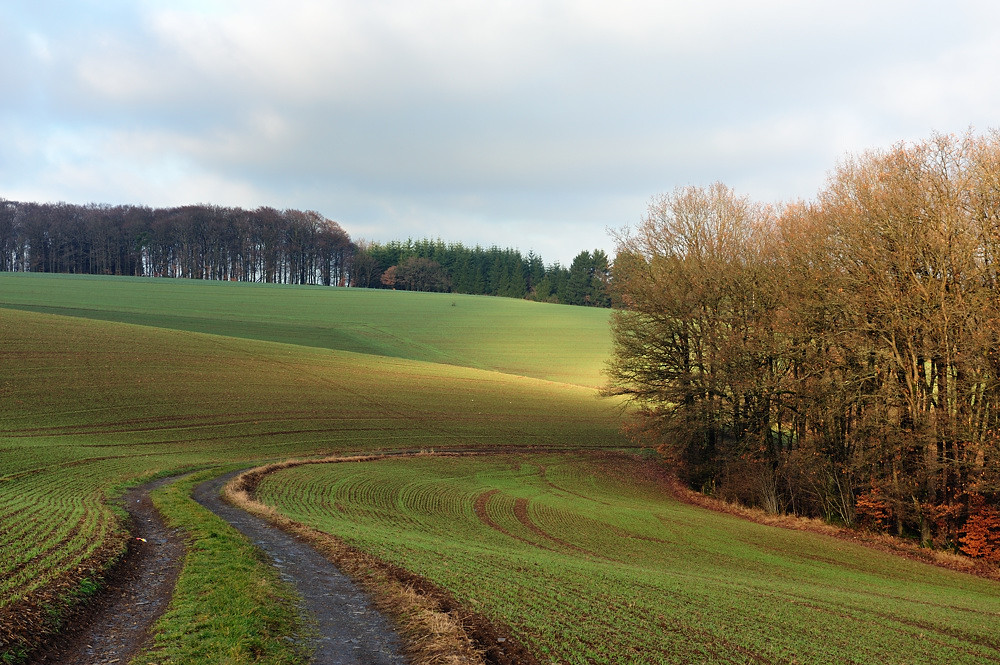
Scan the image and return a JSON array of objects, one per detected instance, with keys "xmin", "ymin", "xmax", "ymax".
[{"xmin": 608, "ymin": 133, "xmax": 1000, "ymax": 544}]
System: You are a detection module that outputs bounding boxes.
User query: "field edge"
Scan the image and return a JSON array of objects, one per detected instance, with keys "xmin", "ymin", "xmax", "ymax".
[
  {"xmin": 225, "ymin": 452, "xmax": 545, "ymax": 665},
  {"xmin": 669, "ymin": 476, "xmax": 1000, "ymax": 582}
]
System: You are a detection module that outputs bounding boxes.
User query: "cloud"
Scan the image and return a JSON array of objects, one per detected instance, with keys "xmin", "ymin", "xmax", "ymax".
[{"xmin": 4, "ymin": 0, "xmax": 1000, "ymax": 264}]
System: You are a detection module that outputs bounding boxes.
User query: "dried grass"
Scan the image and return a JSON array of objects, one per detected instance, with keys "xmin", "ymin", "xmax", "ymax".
[
  {"xmin": 225, "ymin": 453, "xmax": 536, "ymax": 665},
  {"xmin": 0, "ymin": 526, "xmax": 128, "ymax": 662},
  {"xmin": 667, "ymin": 476, "xmax": 1000, "ymax": 581}
]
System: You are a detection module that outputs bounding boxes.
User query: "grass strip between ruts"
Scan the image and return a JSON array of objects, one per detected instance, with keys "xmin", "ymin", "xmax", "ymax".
[
  {"xmin": 226, "ymin": 454, "xmax": 538, "ymax": 665},
  {"xmin": 132, "ymin": 468, "xmax": 310, "ymax": 665}
]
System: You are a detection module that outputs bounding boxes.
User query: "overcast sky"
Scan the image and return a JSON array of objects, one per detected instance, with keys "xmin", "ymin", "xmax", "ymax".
[{"xmin": 3, "ymin": 1, "xmax": 999, "ymax": 265}]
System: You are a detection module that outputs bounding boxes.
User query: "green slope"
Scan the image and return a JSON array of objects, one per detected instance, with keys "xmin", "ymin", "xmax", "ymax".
[
  {"xmin": 0, "ymin": 275, "xmax": 621, "ymax": 661},
  {"xmin": 0, "ymin": 306, "xmax": 625, "ymax": 610},
  {"xmin": 7, "ymin": 274, "xmax": 998, "ymax": 664},
  {"xmin": 0, "ymin": 273, "xmax": 611, "ymax": 388},
  {"xmin": 258, "ymin": 452, "xmax": 1000, "ymax": 665}
]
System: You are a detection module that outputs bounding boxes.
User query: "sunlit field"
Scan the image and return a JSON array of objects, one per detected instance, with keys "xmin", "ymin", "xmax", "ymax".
[
  {"xmin": 3, "ymin": 273, "xmax": 999, "ymax": 664},
  {"xmin": 0, "ymin": 272, "xmax": 611, "ymax": 387},
  {"xmin": 0, "ymin": 304, "xmax": 623, "ymax": 610},
  {"xmin": 0, "ymin": 276, "xmax": 622, "ymax": 661},
  {"xmin": 258, "ymin": 452, "xmax": 1000, "ymax": 665}
]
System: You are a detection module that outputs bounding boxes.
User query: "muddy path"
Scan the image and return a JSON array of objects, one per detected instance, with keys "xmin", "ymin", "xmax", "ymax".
[
  {"xmin": 30, "ymin": 475, "xmax": 185, "ymax": 665},
  {"xmin": 192, "ymin": 471, "xmax": 407, "ymax": 665}
]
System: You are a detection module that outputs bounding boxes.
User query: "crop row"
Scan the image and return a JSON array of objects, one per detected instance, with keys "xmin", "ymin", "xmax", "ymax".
[
  {"xmin": 0, "ymin": 456, "xmax": 128, "ymax": 604},
  {"xmin": 257, "ymin": 452, "xmax": 1000, "ymax": 664},
  {"xmin": 0, "ymin": 272, "xmax": 615, "ymax": 389},
  {"xmin": 0, "ymin": 301, "xmax": 629, "ymax": 659}
]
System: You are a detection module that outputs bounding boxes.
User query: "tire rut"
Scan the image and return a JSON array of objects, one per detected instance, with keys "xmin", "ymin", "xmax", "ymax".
[
  {"xmin": 192, "ymin": 470, "xmax": 407, "ymax": 665},
  {"xmin": 29, "ymin": 475, "xmax": 184, "ymax": 665}
]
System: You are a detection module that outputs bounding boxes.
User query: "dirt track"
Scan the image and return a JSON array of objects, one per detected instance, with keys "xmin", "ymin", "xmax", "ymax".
[
  {"xmin": 192, "ymin": 471, "xmax": 407, "ymax": 665},
  {"xmin": 31, "ymin": 470, "xmax": 407, "ymax": 664},
  {"xmin": 30, "ymin": 476, "xmax": 184, "ymax": 664}
]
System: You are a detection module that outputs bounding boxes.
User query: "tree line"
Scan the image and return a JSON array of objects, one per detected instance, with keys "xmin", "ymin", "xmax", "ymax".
[
  {"xmin": 0, "ymin": 201, "xmax": 353, "ymax": 286},
  {"xmin": 353, "ymin": 238, "xmax": 611, "ymax": 306},
  {"xmin": 607, "ymin": 132, "xmax": 1000, "ymax": 558},
  {"xmin": 0, "ymin": 199, "xmax": 611, "ymax": 306}
]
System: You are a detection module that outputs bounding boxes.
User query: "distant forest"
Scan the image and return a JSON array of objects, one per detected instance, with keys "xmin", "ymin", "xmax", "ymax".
[
  {"xmin": 355, "ymin": 239, "xmax": 610, "ymax": 306},
  {"xmin": 0, "ymin": 199, "xmax": 610, "ymax": 306}
]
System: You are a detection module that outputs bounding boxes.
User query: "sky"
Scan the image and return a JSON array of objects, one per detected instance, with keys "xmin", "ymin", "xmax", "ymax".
[{"xmin": 3, "ymin": 1, "xmax": 1000, "ymax": 265}]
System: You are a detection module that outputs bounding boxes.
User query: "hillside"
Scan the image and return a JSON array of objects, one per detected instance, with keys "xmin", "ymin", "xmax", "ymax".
[
  {"xmin": 2, "ymin": 274, "xmax": 1000, "ymax": 664},
  {"xmin": 258, "ymin": 452, "xmax": 1000, "ymax": 664},
  {"xmin": 0, "ymin": 303, "xmax": 623, "ymax": 601},
  {"xmin": 0, "ymin": 273, "xmax": 611, "ymax": 388}
]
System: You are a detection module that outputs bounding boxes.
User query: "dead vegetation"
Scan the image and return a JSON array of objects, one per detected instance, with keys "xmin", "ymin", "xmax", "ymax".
[
  {"xmin": 225, "ymin": 454, "xmax": 540, "ymax": 665},
  {"xmin": 607, "ymin": 132, "xmax": 1000, "ymax": 552},
  {"xmin": 0, "ymin": 520, "xmax": 128, "ymax": 663},
  {"xmin": 667, "ymin": 474, "xmax": 1000, "ymax": 582}
]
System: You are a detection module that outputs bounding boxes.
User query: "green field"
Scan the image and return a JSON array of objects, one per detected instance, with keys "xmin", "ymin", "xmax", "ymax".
[
  {"xmin": 2, "ymin": 272, "xmax": 1000, "ymax": 664},
  {"xmin": 0, "ymin": 307, "xmax": 620, "ymax": 607},
  {"xmin": 0, "ymin": 272, "xmax": 611, "ymax": 387},
  {"xmin": 0, "ymin": 274, "xmax": 622, "ymax": 661},
  {"xmin": 256, "ymin": 452, "xmax": 1000, "ymax": 665}
]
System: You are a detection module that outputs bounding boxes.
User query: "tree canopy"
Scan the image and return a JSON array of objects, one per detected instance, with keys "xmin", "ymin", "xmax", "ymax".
[
  {"xmin": 0, "ymin": 201, "xmax": 352, "ymax": 286},
  {"xmin": 353, "ymin": 238, "xmax": 611, "ymax": 306},
  {"xmin": 606, "ymin": 132, "xmax": 1000, "ymax": 556},
  {"xmin": 0, "ymin": 203, "xmax": 611, "ymax": 306}
]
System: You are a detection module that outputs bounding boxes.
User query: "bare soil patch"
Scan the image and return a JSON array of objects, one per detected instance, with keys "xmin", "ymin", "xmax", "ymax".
[{"xmin": 473, "ymin": 489, "xmax": 537, "ymax": 548}]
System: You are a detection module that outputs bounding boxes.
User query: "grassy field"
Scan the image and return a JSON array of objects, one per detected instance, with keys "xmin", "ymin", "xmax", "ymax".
[
  {"xmin": 137, "ymin": 469, "xmax": 308, "ymax": 665},
  {"xmin": 0, "ymin": 275, "xmax": 623, "ymax": 661},
  {"xmin": 2, "ymin": 273, "xmax": 1000, "ymax": 663},
  {"xmin": 256, "ymin": 452, "xmax": 1000, "ymax": 665},
  {"xmin": 0, "ymin": 272, "xmax": 611, "ymax": 387},
  {"xmin": 0, "ymin": 305, "xmax": 621, "ymax": 608}
]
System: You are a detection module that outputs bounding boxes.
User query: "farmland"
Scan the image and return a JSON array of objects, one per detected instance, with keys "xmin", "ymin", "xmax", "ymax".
[
  {"xmin": 0, "ymin": 274, "xmax": 621, "ymax": 660},
  {"xmin": 0, "ymin": 272, "xmax": 610, "ymax": 387},
  {"xmin": 256, "ymin": 452, "xmax": 1000, "ymax": 665},
  {"xmin": 3, "ymin": 272, "xmax": 1000, "ymax": 663}
]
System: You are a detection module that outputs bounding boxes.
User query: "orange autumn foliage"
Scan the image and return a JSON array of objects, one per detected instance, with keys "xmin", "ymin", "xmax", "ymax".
[
  {"xmin": 855, "ymin": 490, "xmax": 893, "ymax": 531},
  {"xmin": 960, "ymin": 496, "xmax": 1000, "ymax": 561}
]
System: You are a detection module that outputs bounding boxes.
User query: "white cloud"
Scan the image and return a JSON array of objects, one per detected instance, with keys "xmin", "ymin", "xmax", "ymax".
[
  {"xmin": 1, "ymin": 123, "xmax": 263, "ymax": 208},
  {"xmin": 26, "ymin": 32, "xmax": 52, "ymax": 62},
  {"xmin": 5, "ymin": 0, "xmax": 1000, "ymax": 261},
  {"xmin": 872, "ymin": 38, "xmax": 1000, "ymax": 135}
]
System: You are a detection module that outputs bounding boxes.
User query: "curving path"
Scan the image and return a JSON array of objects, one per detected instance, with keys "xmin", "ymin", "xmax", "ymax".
[
  {"xmin": 32, "ymin": 475, "xmax": 185, "ymax": 664},
  {"xmin": 192, "ymin": 471, "xmax": 407, "ymax": 665}
]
